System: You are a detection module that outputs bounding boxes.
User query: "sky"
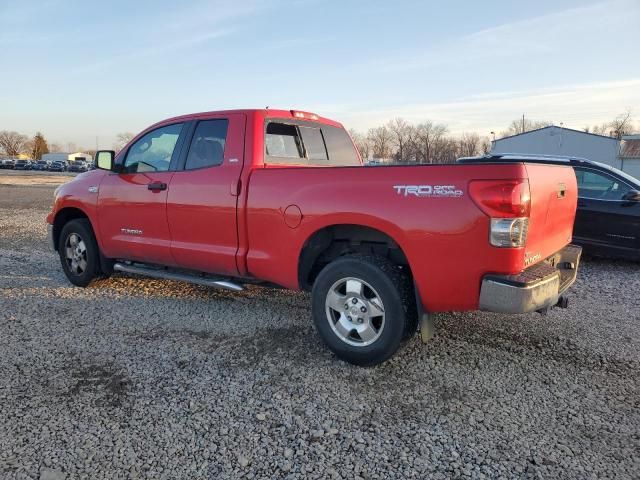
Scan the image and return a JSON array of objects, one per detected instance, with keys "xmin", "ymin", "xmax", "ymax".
[{"xmin": 1, "ymin": 0, "xmax": 639, "ymax": 149}]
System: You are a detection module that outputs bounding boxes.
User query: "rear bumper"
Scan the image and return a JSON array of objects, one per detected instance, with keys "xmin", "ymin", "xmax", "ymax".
[{"xmin": 479, "ymin": 244, "xmax": 582, "ymax": 314}]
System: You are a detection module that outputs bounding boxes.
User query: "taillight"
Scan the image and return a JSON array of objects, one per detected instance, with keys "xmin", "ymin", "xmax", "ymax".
[{"xmin": 469, "ymin": 179, "xmax": 531, "ymax": 248}]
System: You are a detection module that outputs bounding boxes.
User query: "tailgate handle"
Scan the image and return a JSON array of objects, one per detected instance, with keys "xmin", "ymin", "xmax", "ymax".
[{"xmin": 557, "ymin": 183, "xmax": 566, "ymax": 199}]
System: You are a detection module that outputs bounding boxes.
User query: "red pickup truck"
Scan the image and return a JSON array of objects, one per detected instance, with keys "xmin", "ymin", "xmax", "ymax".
[{"xmin": 47, "ymin": 109, "xmax": 581, "ymax": 365}]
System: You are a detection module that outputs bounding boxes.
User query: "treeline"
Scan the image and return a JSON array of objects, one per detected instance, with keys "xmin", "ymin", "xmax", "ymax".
[
  {"xmin": 349, "ymin": 119, "xmax": 490, "ymax": 164},
  {"xmin": 348, "ymin": 110, "xmax": 638, "ymax": 164},
  {"xmin": 0, "ymin": 131, "xmax": 53, "ymax": 160}
]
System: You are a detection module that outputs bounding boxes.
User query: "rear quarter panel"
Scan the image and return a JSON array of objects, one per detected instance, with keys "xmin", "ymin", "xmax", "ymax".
[{"xmin": 245, "ymin": 163, "xmax": 531, "ymax": 312}]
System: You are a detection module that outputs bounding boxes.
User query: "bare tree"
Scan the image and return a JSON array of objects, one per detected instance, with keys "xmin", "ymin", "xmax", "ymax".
[
  {"xmin": 458, "ymin": 132, "xmax": 481, "ymax": 157},
  {"xmin": 367, "ymin": 126, "xmax": 393, "ymax": 160},
  {"xmin": 387, "ymin": 118, "xmax": 410, "ymax": 162},
  {"xmin": 415, "ymin": 122, "xmax": 447, "ymax": 163},
  {"xmin": 49, "ymin": 143, "xmax": 63, "ymax": 153},
  {"xmin": 113, "ymin": 132, "xmax": 135, "ymax": 152},
  {"xmin": 348, "ymin": 128, "xmax": 370, "ymax": 161},
  {"xmin": 0, "ymin": 131, "xmax": 29, "ymax": 157},
  {"xmin": 502, "ymin": 118, "xmax": 550, "ymax": 137},
  {"xmin": 610, "ymin": 110, "xmax": 634, "ymax": 139}
]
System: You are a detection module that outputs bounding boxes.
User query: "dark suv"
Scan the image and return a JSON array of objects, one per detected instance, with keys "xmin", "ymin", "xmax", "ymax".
[{"xmin": 458, "ymin": 154, "xmax": 640, "ymax": 260}]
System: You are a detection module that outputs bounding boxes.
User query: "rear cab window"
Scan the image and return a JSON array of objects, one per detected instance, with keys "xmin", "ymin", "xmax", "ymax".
[{"xmin": 264, "ymin": 119, "xmax": 359, "ymax": 166}]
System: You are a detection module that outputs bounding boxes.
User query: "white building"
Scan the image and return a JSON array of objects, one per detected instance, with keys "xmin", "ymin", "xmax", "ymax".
[
  {"xmin": 491, "ymin": 126, "xmax": 622, "ymax": 168},
  {"xmin": 68, "ymin": 152, "xmax": 93, "ymax": 163}
]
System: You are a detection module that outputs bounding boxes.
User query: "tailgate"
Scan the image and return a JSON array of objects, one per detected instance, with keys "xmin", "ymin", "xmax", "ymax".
[{"xmin": 524, "ymin": 164, "xmax": 577, "ymax": 267}]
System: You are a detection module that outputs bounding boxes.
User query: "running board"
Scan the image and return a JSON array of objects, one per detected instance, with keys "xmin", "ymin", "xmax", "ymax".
[{"xmin": 113, "ymin": 263, "xmax": 244, "ymax": 292}]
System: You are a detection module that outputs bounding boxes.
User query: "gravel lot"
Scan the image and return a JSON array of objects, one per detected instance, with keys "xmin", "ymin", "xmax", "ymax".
[{"xmin": 1, "ymin": 173, "xmax": 639, "ymax": 479}]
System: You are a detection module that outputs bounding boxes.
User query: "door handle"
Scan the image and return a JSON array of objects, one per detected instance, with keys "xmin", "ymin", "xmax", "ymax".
[{"xmin": 148, "ymin": 181, "xmax": 167, "ymax": 191}]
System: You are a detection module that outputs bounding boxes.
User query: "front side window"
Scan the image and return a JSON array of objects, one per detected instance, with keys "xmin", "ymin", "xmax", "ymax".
[
  {"xmin": 575, "ymin": 168, "xmax": 632, "ymax": 200},
  {"xmin": 123, "ymin": 123, "xmax": 183, "ymax": 173},
  {"xmin": 185, "ymin": 120, "xmax": 229, "ymax": 170}
]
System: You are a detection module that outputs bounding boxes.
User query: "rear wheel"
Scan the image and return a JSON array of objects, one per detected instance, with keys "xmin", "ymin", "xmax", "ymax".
[
  {"xmin": 311, "ymin": 255, "xmax": 415, "ymax": 366},
  {"xmin": 58, "ymin": 219, "xmax": 100, "ymax": 287}
]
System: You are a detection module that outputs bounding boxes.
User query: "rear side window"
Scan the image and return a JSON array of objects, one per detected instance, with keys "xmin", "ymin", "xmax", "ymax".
[
  {"xmin": 322, "ymin": 125, "xmax": 360, "ymax": 166},
  {"xmin": 299, "ymin": 127, "xmax": 328, "ymax": 161},
  {"xmin": 266, "ymin": 123, "xmax": 303, "ymax": 159},
  {"xmin": 265, "ymin": 121, "xmax": 359, "ymax": 166},
  {"xmin": 185, "ymin": 119, "xmax": 229, "ymax": 170}
]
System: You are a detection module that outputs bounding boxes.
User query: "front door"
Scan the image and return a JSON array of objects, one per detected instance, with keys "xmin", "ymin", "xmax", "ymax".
[
  {"xmin": 97, "ymin": 122, "xmax": 185, "ymax": 265},
  {"xmin": 574, "ymin": 167, "xmax": 639, "ymax": 252},
  {"xmin": 166, "ymin": 114, "xmax": 246, "ymax": 276}
]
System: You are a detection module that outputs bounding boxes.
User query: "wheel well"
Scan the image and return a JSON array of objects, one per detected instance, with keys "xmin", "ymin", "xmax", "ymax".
[
  {"xmin": 52, "ymin": 207, "xmax": 89, "ymax": 251},
  {"xmin": 298, "ymin": 224, "xmax": 411, "ymax": 290}
]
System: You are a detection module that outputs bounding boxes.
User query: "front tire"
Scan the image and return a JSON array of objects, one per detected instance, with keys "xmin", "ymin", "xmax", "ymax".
[
  {"xmin": 58, "ymin": 219, "xmax": 100, "ymax": 287},
  {"xmin": 311, "ymin": 255, "xmax": 415, "ymax": 366}
]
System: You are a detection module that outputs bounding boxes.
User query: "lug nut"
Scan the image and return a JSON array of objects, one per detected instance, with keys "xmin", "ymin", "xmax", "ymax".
[
  {"xmin": 360, "ymin": 306, "xmax": 366, "ymax": 313},
  {"xmin": 347, "ymin": 316, "xmax": 353, "ymax": 322},
  {"xmin": 357, "ymin": 318, "xmax": 364, "ymax": 324},
  {"xmin": 352, "ymin": 298, "xmax": 358, "ymax": 304},
  {"xmin": 344, "ymin": 304, "xmax": 349, "ymax": 310}
]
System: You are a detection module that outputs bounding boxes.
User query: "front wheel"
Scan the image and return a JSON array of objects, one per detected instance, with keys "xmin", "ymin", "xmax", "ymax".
[
  {"xmin": 311, "ymin": 255, "xmax": 415, "ymax": 366},
  {"xmin": 58, "ymin": 219, "xmax": 101, "ymax": 287}
]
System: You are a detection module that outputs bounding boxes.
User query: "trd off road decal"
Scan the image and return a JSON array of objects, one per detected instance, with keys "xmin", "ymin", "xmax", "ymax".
[{"xmin": 393, "ymin": 185, "xmax": 464, "ymax": 198}]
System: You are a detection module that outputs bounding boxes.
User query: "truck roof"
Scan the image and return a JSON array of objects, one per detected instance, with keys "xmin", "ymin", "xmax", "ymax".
[{"xmin": 151, "ymin": 109, "xmax": 344, "ymax": 130}]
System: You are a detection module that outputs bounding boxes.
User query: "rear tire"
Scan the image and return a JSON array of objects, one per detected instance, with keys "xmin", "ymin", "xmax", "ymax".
[
  {"xmin": 58, "ymin": 219, "xmax": 101, "ymax": 287},
  {"xmin": 311, "ymin": 255, "xmax": 415, "ymax": 366}
]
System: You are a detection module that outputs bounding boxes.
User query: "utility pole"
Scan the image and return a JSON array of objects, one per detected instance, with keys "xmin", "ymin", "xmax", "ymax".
[{"xmin": 522, "ymin": 114, "xmax": 525, "ymax": 134}]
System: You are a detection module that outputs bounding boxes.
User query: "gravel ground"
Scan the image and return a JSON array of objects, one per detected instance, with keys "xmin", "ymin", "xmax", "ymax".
[{"xmin": 1, "ymin": 175, "xmax": 639, "ymax": 479}]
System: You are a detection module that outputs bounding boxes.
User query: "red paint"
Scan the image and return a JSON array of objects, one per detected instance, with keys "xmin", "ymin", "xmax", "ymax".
[{"xmin": 47, "ymin": 109, "xmax": 578, "ymax": 313}]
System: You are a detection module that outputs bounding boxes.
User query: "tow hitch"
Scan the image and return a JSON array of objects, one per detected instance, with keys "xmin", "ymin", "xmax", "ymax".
[{"xmin": 537, "ymin": 295, "xmax": 569, "ymax": 315}]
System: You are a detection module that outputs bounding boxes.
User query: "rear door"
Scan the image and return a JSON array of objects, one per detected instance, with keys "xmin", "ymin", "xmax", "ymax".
[
  {"xmin": 573, "ymin": 167, "xmax": 639, "ymax": 251},
  {"xmin": 166, "ymin": 113, "xmax": 246, "ymax": 276},
  {"xmin": 97, "ymin": 122, "xmax": 185, "ymax": 264}
]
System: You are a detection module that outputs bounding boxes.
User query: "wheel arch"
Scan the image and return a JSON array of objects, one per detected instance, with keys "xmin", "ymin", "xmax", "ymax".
[
  {"xmin": 52, "ymin": 207, "xmax": 94, "ymax": 252},
  {"xmin": 297, "ymin": 223, "xmax": 412, "ymax": 291}
]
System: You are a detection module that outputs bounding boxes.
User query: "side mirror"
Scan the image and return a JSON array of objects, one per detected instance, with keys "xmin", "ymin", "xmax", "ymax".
[
  {"xmin": 95, "ymin": 150, "xmax": 115, "ymax": 171},
  {"xmin": 622, "ymin": 190, "xmax": 640, "ymax": 202}
]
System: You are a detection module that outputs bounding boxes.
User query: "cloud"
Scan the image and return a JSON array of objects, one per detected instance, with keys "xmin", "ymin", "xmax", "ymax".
[
  {"xmin": 361, "ymin": 0, "xmax": 639, "ymax": 73},
  {"xmin": 325, "ymin": 78, "xmax": 640, "ymax": 134},
  {"xmin": 72, "ymin": 28, "xmax": 235, "ymax": 73}
]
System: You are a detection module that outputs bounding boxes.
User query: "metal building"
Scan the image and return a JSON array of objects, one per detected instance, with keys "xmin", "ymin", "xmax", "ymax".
[
  {"xmin": 619, "ymin": 135, "xmax": 640, "ymax": 179},
  {"xmin": 491, "ymin": 126, "xmax": 621, "ymax": 168}
]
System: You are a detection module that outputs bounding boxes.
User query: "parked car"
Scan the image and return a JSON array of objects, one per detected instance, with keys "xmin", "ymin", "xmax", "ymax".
[
  {"xmin": 32, "ymin": 160, "xmax": 51, "ymax": 171},
  {"xmin": 458, "ymin": 154, "xmax": 640, "ymax": 260},
  {"xmin": 47, "ymin": 109, "xmax": 581, "ymax": 365},
  {"xmin": 0, "ymin": 158, "xmax": 16, "ymax": 169},
  {"xmin": 14, "ymin": 159, "xmax": 33, "ymax": 170},
  {"xmin": 68, "ymin": 161, "xmax": 88, "ymax": 173},
  {"xmin": 48, "ymin": 161, "xmax": 67, "ymax": 172}
]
